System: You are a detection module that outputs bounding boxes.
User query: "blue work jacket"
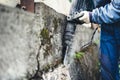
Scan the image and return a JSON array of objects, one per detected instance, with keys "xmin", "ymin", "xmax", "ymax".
[{"xmin": 90, "ymin": 0, "xmax": 120, "ymax": 43}]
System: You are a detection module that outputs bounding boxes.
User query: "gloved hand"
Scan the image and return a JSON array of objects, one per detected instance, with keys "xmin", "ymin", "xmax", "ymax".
[{"xmin": 79, "ymin": 11, "xmax": 90, "ymax": 24}]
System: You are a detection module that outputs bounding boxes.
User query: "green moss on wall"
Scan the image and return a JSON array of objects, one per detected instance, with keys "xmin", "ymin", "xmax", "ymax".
[
  {"xmin": 40, "ymin": 28, "xmax": 49, "ymax": 40},
  {"xmin": 74, "ymin": 52, "xmax": 84, "ymax": 59},
  {"xmin": 40, "ymin": 28, "xmax": 53, "ymax": 58}
]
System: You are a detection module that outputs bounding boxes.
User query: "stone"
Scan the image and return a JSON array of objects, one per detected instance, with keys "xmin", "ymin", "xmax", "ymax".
[
  {"xmin": 0, "ymin": 3, "xmax": 66, "ymax": 80},
  {"xmin": 0, "ymin": 2, "xmax": 100, "ymax": 80}
]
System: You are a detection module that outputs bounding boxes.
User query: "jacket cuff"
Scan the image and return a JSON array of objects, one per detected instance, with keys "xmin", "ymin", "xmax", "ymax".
[{"xmin": 89, "ymin": 12, "xmax": 93, "ymax": 23}]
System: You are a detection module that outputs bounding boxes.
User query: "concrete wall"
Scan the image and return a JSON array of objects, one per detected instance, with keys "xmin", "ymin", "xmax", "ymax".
[
  {"xmin": 0, "ymin": 2, "xmax": 100, "ymax": 80},
  {"xmin": 0, "ymin": 3, "xmax": 66, "ymax": 80}
]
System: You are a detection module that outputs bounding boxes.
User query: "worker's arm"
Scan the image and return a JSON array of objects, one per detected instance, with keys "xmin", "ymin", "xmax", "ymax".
[
  {"xmin": 94, "ymin": 0, "xmax": 111, "ymax": 8},
  {"xmin": 90, "ymin": 0, "xmax": 120, "ymax": 24}
]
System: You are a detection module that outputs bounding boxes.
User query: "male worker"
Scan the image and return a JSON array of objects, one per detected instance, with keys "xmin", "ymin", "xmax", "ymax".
[{"xmin": 79, "ymin": 0, "xmax": 120, "ymax": 80}]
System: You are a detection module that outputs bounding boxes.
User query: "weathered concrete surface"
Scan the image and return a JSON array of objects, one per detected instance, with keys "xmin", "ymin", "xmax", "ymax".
[
  {"xmin": 34, "ymin": 2, "xmax": 66, "ymax": 70},
  {"xmin": 64, "ymin": 24, "xmax": 100, "ymax": 80},
  {"xmin": 0, "ymin": 4, "xmax": 36, "ymax": 80},
  {"xmin": 0, "ymin": 2, "xmax": 100, "ymax": 80},
  {"xmin": 36, "ymin": 3, "xmax": 100, "ymax": 79},
  {"xmin": 69, "ymin": 43, "xmax": 100, "ymax": 80},
  {"xmin": 0, "ymin": 3, "xmax": 66, "ymax": 80}
]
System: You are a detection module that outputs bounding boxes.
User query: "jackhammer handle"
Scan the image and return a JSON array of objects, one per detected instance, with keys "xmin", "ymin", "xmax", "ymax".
[{"xmin": 67, "ymin": 12, "xmax": 84, "ymax": 24}]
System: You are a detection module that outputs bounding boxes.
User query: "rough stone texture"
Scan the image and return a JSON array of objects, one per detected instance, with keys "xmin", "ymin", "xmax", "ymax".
[
  {"xmin": 34, "ymin": 2, "xmax": 66, "ymax": 70},
  {"xmin": 0, "ymin": 4, "xmax": 36, "ymax": 80},
  {"xmin": 69, "ymin": 44, "xmax": 100, "ymax": 80},
  {"xmin": 35, "ymin": 3, "xmax": 100, "ymax": 79},
  {"xmin": 0, "ymin": 3, "xmax": 66, "ymax": 80},
  {"xmin": 42, "ymin": 65, "xmax": 71, "ymax": 80},
  {"xmin": 64, "ymin": 25, "xmax": 100, "ymax": 80},
  {"xmin": 0, "ymin": 2, "xmax": 100, "ymax": 80}
]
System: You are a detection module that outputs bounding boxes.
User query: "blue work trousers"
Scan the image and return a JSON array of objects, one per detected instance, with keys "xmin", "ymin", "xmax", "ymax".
[{"xmin": 100, "ymin": 26, "xmax": 120, "ymax": 80}]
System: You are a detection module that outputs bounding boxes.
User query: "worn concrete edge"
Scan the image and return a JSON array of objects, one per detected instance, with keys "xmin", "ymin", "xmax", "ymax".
[{"xmin": 0, "ymin": 2, "xmax": 67, "ymax": 71}]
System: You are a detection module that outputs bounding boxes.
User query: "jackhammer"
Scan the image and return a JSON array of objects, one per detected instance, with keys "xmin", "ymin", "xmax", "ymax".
[
  {"xmin": 62, "ymin": 11, "xmax": 98, "ymax": 65},
  {"xmin": 62, "ymin": 0, "xmax": 95, "ymax": 65}
]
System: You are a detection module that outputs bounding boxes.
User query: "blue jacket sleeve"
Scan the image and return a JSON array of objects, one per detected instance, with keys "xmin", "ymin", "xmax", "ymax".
[
  {"xmin": 90, "ymin": 0, "xmax": 120, "ymax": 24},
  {"xmin": 94, "ymin": 0, "xmax": 110, "ymax": 8}
]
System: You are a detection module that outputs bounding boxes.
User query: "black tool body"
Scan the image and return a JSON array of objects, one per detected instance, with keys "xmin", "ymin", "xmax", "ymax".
[
  {"xmin": 62, "ymin": 0, "xmax": 95, "ymax": 64},
  {"xmin": 67, "ymin": 11, "xmax": 84, "ymax": 24}
]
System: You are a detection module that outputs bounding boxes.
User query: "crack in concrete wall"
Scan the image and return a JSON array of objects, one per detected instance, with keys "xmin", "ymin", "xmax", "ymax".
[
  {"xmin": 0, "ymin": 2, "xmax": 66, "ymax": 80},
  {"xmin": 0, "ymin": 2, "xmax": 100, "ymax": 80}
]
